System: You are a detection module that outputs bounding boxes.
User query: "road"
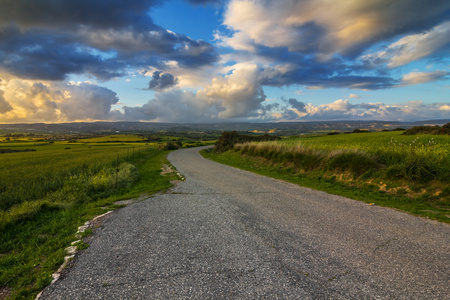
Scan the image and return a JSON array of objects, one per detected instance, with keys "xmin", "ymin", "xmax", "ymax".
[{"xmin": 41, "ymin": 146, "xmax": 450, "ymax": 299}]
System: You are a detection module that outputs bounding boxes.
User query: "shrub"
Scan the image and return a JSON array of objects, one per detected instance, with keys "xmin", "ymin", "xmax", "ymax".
[
  {"xmin": 327, "ymin": 151, "xmax": 378, "ymax": 177},
  {"xmin": 403, "ymin": 123, "xmax": 450, "ymax": 135},
  {"xmin": 215, "ymin": 131, "xmax": 279, "ymax": 152}
]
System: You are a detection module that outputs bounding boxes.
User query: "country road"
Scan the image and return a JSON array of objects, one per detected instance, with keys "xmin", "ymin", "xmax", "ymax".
[{"xmin": 41, "ymin": 146, "xmax": 450, "ymax": 299}]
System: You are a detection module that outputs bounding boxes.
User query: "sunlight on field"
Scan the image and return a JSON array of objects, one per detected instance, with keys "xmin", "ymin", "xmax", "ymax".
[{"xmin": 279, "ymin": 131, "xmax": 450, "ymax": 164}]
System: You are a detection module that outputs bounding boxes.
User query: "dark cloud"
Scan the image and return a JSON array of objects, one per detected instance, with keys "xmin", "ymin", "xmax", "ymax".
[
  {"xmin": 184, "ymin": 0, "xmax": 222, "ymax": 4},
  {"xmin": 0, "ymin": 0, "xmax": 163, "ymax": 30},
  {"xmin": 0, "ymin": 0, "xmax": 218, "ymax": 81},
  {"xmin": 288, "ymin": 98, "xmax": 306, "ymax": 112},
  {"xmin": 148, "ymin": 71, "xmax": 178, "ymax": 90},
  {"xmin": 0, "ymin": 89, "xmax": 13, "ymax": 113},
  {"xmin": 0, "ymin": 27, "xmax": 126, "ymax": 80}
]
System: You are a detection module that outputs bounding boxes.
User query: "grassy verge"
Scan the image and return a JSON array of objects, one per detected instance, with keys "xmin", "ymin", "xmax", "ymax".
[
  {"xmin": 201, "ymin": 149, "xmax": 449, "ymax": 223},
  {"xmin": 0, "ymin": 150, "xmax": 178, "ymax": 300}
]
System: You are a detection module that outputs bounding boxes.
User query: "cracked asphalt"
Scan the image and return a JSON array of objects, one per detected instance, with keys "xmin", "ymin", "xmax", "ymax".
[{"xmin": 41, "ymin": 146, "xmax": 450, "ymax": 299}]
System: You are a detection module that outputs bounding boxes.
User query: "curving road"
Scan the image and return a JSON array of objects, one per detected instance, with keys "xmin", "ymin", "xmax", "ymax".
[{"xmin": 41, "ymin": 146, "xmax": 450, "ymax": 299}]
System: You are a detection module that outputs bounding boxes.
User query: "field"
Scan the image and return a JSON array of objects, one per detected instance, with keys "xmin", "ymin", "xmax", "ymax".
[
  {"xmin": 0, "ymin": 135, "xmax": 187, "ymax": 299},
  {"xmin": 205, "ymin": 131, "xmax": 450, "ymax": 223}
]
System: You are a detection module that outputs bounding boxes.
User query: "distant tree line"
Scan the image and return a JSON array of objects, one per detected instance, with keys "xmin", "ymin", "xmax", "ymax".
[
  {"xmin": 0, "ymin": 149, "xmax": 36, "ymax": 154},
  {"xmin": 402, "ymin": 122, "xmax": 450, "ymax": 135}
]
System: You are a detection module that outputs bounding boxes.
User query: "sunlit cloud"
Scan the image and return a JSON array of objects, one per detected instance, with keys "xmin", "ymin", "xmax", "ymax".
[
  {"xmin": 361, "ymin": 21, "xmax": 450, "ymax": 68},
  {"xmin": 401, "ymin": 71, "xmax": 450, "ymax": 86},
  {"xmin": 349, "ymin": 94, "xmax": 361, "ymax": 99},
  {"xmin": 0, "ymin": 78, "xmax": 118, "ymax": 123}
]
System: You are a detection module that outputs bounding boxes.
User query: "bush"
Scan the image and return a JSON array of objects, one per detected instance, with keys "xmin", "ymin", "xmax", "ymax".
[
  {"xmin": 403, "ymin": 123, "xmax": 450, "ymax": 135},
  {"xmin": 327, "ymin": 151, "xmax": 378, "ymax": 177},
  {"xmin": 214, "ymin": 131, "xmax": 279, "ymax": 152}
]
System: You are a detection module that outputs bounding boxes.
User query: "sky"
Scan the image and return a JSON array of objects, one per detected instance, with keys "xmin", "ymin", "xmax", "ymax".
[{"xmin": 0, "ymin": 0, "xmax": 449, "ymax": 124}]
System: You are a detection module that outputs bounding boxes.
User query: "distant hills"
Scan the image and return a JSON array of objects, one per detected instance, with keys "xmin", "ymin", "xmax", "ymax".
[{"xmin": 0, "ymin": 120, "xmax": 449, "ymax": 135}]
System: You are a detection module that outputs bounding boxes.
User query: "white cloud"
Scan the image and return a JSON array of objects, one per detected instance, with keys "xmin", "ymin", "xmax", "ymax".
[{"xmin": 349, "ymin": 93, "xmax": 361, "ymax": 99}]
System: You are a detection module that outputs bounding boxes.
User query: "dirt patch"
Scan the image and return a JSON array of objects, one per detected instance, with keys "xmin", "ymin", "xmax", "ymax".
[
  {"xmin": 161, "ymin": 164, "xmax": 174, "ymax": 175},
  {"xmin": 0, "ymin": 287, "xmax": 12, "ymax": 300}
]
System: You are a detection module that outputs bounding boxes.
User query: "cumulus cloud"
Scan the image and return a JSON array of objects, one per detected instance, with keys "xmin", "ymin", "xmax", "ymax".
[
  {"xmin": 200, "ymin": 63, "xmax": 266, "ymax": 118},
  {"xmin": 120, "ymin": 89, "xmax": 221, "ymax": 122},
  {"xmin": 0, "ymin": 79, "xmax": 118, "ymax": 122},
  {"xmin": 148, "ymin": 71, "xmax": 178, "ymax": 90},
  {"xmin": 120, "ymin": 63, "xmax": 268, "ymax": 122}
]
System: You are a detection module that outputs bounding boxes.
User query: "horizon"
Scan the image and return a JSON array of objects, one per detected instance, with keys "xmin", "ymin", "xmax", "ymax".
[{"xmin": 0, "ymin": 0, "xmax": 449, "ymax": 124}]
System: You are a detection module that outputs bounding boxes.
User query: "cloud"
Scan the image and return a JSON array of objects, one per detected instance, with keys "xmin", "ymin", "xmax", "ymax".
[
  {"xmin": 0, "ymin": 89, "xmax": 13, "ymax": 113},
  {"xmin": 401, "ymin": 71, "xmax": 450, "ymax": 86},
  {"xmin": 0, "ymin": 79, "xmax": 118, "ymax": 122},
  {"xmin": 0, "ymin": 0, "xmax": 163, "ymax": 30},
  {"xmin": 148, "ymin": 71, "xmax": 178, "ymax": 90},
  {"xmin": 361, "ymin": 21, "xmax": 450, "ymax": 68},
  {"xmin": 215, "ymin": 0, "xmax": 450, "ymax": 91},
  {"xmin": 223, "ymin": 0, "xmax": 450, "ymax": 57},
  {"xmin": 349, "ymin": 94, "xmax": 361, "ymax": 99},
  {"xmin": 200, "ymin": 63, "xmax": 266, "ymax": 118},
  {"xmin": 121, "ymin": 63, "xmax": 268, "ymax": 121},
  {"xmin": 271, "ymin": 99, "xmax": 450, "ymax": 122},
  {"xmin": 120, "ymin": 89, "xmax": 221, "ymax": 122},
  {"xmin": 0, "ymin": 0, "xmax": 218, "ymax": 81},
  {"xmin": 288, "ymin": 98, "xmax": 306, "ymax": 112}
]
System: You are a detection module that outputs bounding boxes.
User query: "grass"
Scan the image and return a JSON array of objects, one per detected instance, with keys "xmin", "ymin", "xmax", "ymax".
[
  {"xmin": 0, "ymin": 137, "xmax": 181, "ymax": 300},
  {"xmin": 203, "ymin": 131, "xmax": 450, "ymax": 223}
]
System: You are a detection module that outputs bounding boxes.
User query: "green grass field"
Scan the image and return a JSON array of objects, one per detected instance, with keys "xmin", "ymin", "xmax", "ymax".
[
  {"xmin": 204, "ymin": 131, "xmax": 450, "ymax": 223},
  {"xmin": 0, "ymin": 136, "xmax": 181, "ymax": 299}
]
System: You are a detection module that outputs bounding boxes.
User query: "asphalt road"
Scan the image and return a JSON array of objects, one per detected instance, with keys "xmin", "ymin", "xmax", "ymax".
[{"xmin": 41, "ymin": 146, "xmax": 450, "ymax": 299}]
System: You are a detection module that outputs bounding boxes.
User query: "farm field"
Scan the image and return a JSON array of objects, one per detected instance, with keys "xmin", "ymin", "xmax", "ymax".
[
  {"xmin": 205, "ymin": 130, "xmax": 450, "ymax": 223},
  {"xmin": 0, "ymin": 135, "xmax": 187, "ymax": 299}
]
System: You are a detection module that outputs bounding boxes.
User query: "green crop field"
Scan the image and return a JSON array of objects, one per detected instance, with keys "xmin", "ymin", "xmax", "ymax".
[{"xmin": 0, "ymin": 142, "xmax": 156, "ymax": 212}]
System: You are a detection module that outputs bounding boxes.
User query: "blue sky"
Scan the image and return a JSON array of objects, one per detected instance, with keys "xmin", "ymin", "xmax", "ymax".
[{"xmin": 0, "ymin": 0, "xmax": 449, "ymax": 123}]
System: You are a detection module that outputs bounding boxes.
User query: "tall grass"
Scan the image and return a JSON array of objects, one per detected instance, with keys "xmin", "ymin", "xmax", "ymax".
[
  {"xmin": 0, "ymin": 143, "xmax": 158, "ymax": 231},
  {"xmin": 235, "ymin": 142, "xmax": 379, "ymax": 177},
  {"xmin": 234, "ymin": 132, "xmax": 450, "ymax": 183}
]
